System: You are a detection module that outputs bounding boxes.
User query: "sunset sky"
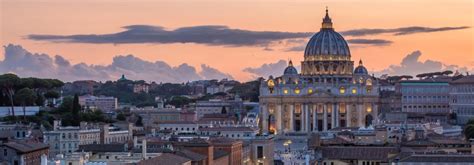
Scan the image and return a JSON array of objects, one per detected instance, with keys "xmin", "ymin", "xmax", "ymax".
[{"xmin": 1, "ymin": 0, "xmax": 473, "ymax": 82}]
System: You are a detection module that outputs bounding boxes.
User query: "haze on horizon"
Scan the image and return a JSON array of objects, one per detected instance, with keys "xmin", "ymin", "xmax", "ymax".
[{"xmin": 1, "ymin": 0, "xmax": 473, "ymax": 82}]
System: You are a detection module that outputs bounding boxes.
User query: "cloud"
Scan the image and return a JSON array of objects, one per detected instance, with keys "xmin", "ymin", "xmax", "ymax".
[
  {"xmin": 341, "ymin": 26, "xmax": 469, "ymax": 37},
  {"xmin": 0, "ymin": 44, "xmax": 232, "ymax": 82},
  {"xmin": 375, "ymin": 50, "xmax": 474, "ymax": 76},
  {"xmin": 285, "ymin": 38, "xmax": 392, "ymax": 52},
  {"xmin": 243, "ymin": 60, "xmax": 301, "ymax": 78},
  {"xmin": 199, "ymin": 64, "xmax": 234, "ymax": 80},
  {"xmin": 346, "ymin": 39, "xmax": 392, "ymax": 46},
  {"xmin": 28, "ymin": 25, "xmax": 311, "ymax": 47}
]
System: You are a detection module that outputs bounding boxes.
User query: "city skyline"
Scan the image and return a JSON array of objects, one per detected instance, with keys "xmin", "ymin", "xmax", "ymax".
[{"xmin": 1, "ymin": 0, "xmax": 473, "ymax": 82}]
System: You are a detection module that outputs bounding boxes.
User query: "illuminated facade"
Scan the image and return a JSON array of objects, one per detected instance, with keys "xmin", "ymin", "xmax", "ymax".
[{"xmin": 259, "ymin": 9, "xmax": 380, "ymax": 135}]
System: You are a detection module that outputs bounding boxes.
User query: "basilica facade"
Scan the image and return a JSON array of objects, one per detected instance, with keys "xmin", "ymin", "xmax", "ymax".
[{"xmin": 259, "ymin": 9, "xmax": 380, "ymax": 135}]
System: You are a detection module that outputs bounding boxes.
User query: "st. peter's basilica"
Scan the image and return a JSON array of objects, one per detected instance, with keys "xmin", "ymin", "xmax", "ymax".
[{"xmin": 259, "ymin": 8, "xmax": 380, "ymax": 135}]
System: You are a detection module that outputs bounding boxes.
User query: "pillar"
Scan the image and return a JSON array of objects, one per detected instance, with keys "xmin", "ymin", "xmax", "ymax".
[
  {"xmin": 323, "ymin": 104, "xmax": 328, "ymax": 131},
  {"xmin": 300, "ymin": 104, "xmax": 305, "ymax": 132},
  {"xmin": 357, "ymin": 104, "xmax": 363, "ymax": 127},
  {"xmin": 305, "ymin": 104, "xmax": 310, "ymax": 132},
  {"xmin": 261, "ymin": 104, "xmax": 268, "ymax": 134},
  {"xmin": 276, "ymin": 104, "xmax": 282, "ymax": 134},
  {"xmin": 289, "ymin": 104, "xmax": 294, "ymax": 132},
  {"xmin": 346, "ymin": 103, "xmax": 351, "ymax": 127},
  {"xmin": 334, "ymin": 103, "xmax": 339, "ymax": 128},
  {"xmin": 312, "ymin": 104, "xmax": 318, "ymax": 132},
  {"xmin": 373, "ymin": 103, "xmax": 379, "ymax": 124}
]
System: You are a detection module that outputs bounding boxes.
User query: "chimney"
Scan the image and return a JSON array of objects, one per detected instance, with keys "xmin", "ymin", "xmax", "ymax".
[
  {"xmin": 142, "ymin": 139, "xmax": 147, "ymax": 160},
  {"xmin": 53, "ymin": 120, "xmax": 61, "ymax": 131},
  {"xmin": 80, "ymin": 121, "xmax": 88, "ymax": 129}
]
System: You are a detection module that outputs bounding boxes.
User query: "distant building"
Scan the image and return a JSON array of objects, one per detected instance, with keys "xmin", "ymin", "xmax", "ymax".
[
  {"xmin": 450, "ymin": 75, "xmax": 474, "ymax": 124},
  {"xmin": 398, "ymin": 80, "xmax": 451, "ymax": 114},
  {"xmin": 199, "ymin": 127, "xmax": 258, "ymax": 140},
  {"xmin": 79, "ymin": 95, "xmax": 118, "ymax": 112},
  {"xmin": 43, "ymin": 121, "xmax": 133, "ymax": 157},
  {"xmin": 206, "ymin": 84, "xmax": 233, "ymax": 95},
  {"xmin": 62, "ymin": 80, "xmax": 100, "ymax": 95},
  {"xmin": 317, "ymin": 146, "xmax": 398, "ymax": 165},
  {"xmin": 133, "ymin": 83, "xmax": 150, "ymax": 94},
  {"xmin": 195, "ymin": 98, "xmax": 243, "ymax": 119},
  {"xmin": 0, "ymin": 106, "xmax": 40, "ymax": 117},
  {"xmin": 0, "ymin": 141, "xmax": 49, "ymax": 165}
]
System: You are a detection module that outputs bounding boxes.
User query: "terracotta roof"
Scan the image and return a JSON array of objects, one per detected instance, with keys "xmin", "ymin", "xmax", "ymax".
[
  {"xmin": 213, "ymin": 150, "xmax": 229, "ymax": 160},
  {"xmin": 4, "ymin": 141, "xmax": 49, "ymax": 153},
  {"xmin": 79, "ymin": 144, "xmax": 127, "ymax": 152},
  {"xmin": 137, "ymin": 153, "xmax": 191, "ymax": 165},
  {"xmin": 175, "ymin": 149, "xmax": 207, "ymax": 161},
  {"xmin": 321, "ymin": 146, "xmax": 398, "ymax": 160}
]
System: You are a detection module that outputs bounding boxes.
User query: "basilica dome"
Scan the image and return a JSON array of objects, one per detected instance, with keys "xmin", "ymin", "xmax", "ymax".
[
  {"xmin": 283, "ymin": 60, "xmax": 298, "ymax": 75},
  {"xmin": 304, "ymin": 9, "xmax": 351, "ymax": 58},
  {"xmin": 354, "ymin": 59, "xmax": 368, "ymax": 75}
]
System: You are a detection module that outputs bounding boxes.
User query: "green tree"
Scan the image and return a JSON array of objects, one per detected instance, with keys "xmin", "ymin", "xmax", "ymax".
[
  {"xmin": 221, "ymin": 106, "xmax": 227, "ymax": 114},
  {"xmin": 116, "ymin": 113, "xmax": 126, "ymax": 121},
  {"xmin": 44, "ymin": 90, "xmax": 60, "ymax": 106},
  {"xmin": 14, "ymin": 88, "xmax": 37, "ymax": 121},
  {"xmin": 136, "ymin": 116, "xmax": 143, "ymax": 126},
  {"xmin": 0, "ymin": 74, "xmax": 21, "ymax": 118},
  {"xmin": 464, "ymin": 119, "xmax": 474, "ymax": 140},
  {"xmin": 72, "ymin": 94, "xmax": 81, "ymax": 126}
]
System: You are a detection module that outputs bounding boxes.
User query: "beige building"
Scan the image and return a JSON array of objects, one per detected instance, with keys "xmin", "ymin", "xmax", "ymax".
[{"xmin": 259, "ymin": 9, "xmax": 380, "ymax": 135}]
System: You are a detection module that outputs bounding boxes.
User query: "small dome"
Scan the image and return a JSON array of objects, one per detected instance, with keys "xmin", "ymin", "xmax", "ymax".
[
  {"xmin": 354, "ymin": 59, "xmax": 368, "ymax": 75},
  {"xmin": 284, "ymin": 60, "xmax": 298, "ymax": 75},
  {"xmin": 304, "ymin": 8, "xmax": 351, "ymax": 57}
]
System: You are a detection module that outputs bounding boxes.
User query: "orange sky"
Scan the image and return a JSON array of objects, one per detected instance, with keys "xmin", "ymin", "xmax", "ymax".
[{"xmin": 1, "ymin": 0, "xmax": 473, "ymax": 81}]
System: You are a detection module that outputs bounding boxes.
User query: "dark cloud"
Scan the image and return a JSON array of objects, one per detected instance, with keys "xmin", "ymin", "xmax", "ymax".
[
  {"xmin": 375, "ymin": 50, "xmax": 474, "ymax": 76},
  {"xmin": 28, "ymin": 25, "xmax": 311, "ymax": 47},
  {"xmin": 346, "ymin": 39, "xmax": 392, "ymax": 46},
  {"xmin": 0, "ymin": 44, "xmax": 232, "ymax": 82},
  {"xmin": 341, "ymin": 26, "xmax": 469, "ymax": 37}
]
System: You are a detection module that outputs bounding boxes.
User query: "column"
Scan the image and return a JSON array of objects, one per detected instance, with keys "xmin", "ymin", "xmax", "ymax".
[
  {"xmin": 305, "ymin": 104, "xmax": 310, "ymax": 133},
  {"xmin": 331, "ymin": 103, "xmax": 336, "ymax": 129},
  {"xmin": 373, "ymin": 103, "xmax": 379, "ymax": 124},
  {"xmin": 312, "ymin": 104, "xmax": 318, "ymax": 132},
  {"xmin": 334, "ymin": 103, "xmax": 339, "ymax": 128},
  {"xmin": 261, "ymin": 104, "xmax": 268, "ymax": 134},
  {"xmin": 300, "ymin": 104, "xmax": 305, "ymax": 132},
  {"xmin": 346, "ymin": 104, "xmax": 351, "ymax": 127},
  {"xmin": 276, "ymin": 104, "xmax": 282, "ymax": 134},
  {"xmin": 289, "ymin": 104, "xmax": 294, "ymax": 132},
  {"xmin": 357, "ymin": 104, "xmax": 363, "ymax": 127},
  {"xmin": 323, "ymin": 104, "xmax": 328, "ymax": 131}
]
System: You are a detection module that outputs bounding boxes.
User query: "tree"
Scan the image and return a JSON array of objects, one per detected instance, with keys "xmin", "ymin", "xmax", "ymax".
[
  {"xmin": 221, "ymin": 106, "xmax": 227, "ymax": 114},
  {"xmin": 0, "ymin": 74, "xmax": 20, "ymax": 118},
  {"xmin": 72, "ymin": 94, "xmax": 81, "ymax": 126},
  {"xmin": 464, "ymin": 119, "xmax": 474, "ymax": 140},
  {"xmin": 44, "ymin": 90, "xmax": 60, "ymax": 106},
  {"xmin": 14, "ymin": 88, "xmax": 37, "ymax": 121},
  {"xmin": 135, "ymin": 116, "xmax": 143, "ymax": 126},
  {"xmin": 116, "ymin": 113, "xmax": 126, "ymax": 121}
]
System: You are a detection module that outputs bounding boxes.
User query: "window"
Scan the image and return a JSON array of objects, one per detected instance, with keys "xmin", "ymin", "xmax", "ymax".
[
  {"xmin": 339, "ymin": 87, "xmax": 346, "ymax": 94},
  {"xmin": 257, "ymin": 146, "xmax": 263, "ymax": 158},
  {"xmin": 3, "ymin": 149, "xmax": 7, "ymax": 156},
  {"xmin": 294, "ymin": 88, "xmax": 300, "ymax": 94}
]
